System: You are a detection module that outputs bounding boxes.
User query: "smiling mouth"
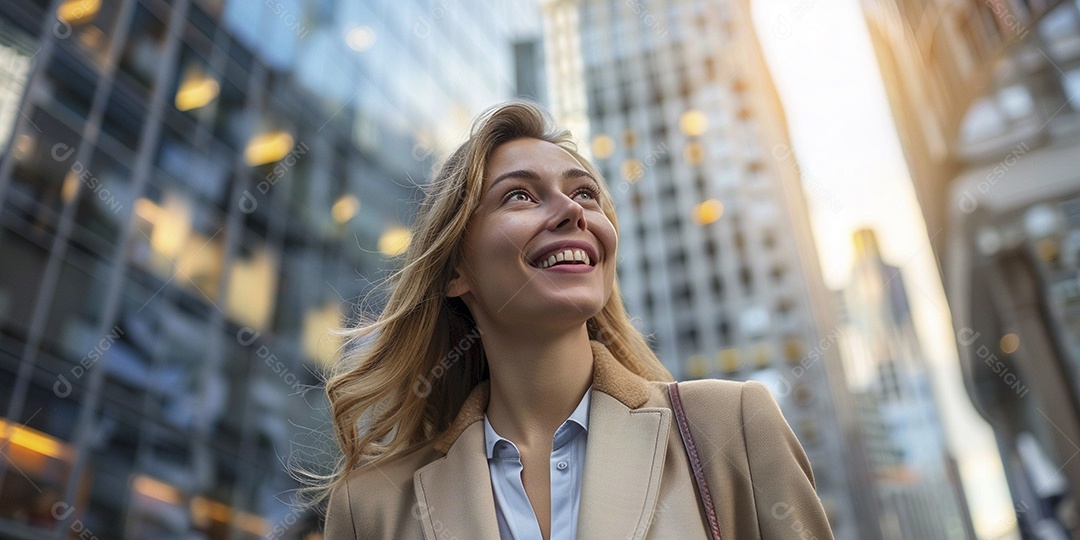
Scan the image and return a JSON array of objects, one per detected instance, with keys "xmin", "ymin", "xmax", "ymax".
[{"xmin": 531, "ymin": 248, "xmax": 594, "ymax": 269}]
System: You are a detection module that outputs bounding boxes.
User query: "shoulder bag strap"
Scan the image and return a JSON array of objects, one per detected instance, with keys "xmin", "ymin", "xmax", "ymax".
[{"xmin": 668, "ymin": 381, "xmax": 723, "ymax": 540}]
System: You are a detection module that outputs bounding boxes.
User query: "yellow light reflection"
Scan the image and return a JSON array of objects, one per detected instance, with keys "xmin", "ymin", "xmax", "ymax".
[
  {"xmin": 61, "ymin": 171, "xmax": 80, "ymax": 203},
  {"xmin": 620, "ymin": 159, "xmax": 644, "ymax": 182},
  {"xmin": 1035, "ymin": 238, "xmax": 1059, "ymax": 262},
  {"xmin": 679, "ymin": 109, "xmax": 708, "ymax": 136},
  {"xmin": 687, "ymin": 354, "xmax": 708, "ymax": 379},
  {"xmin": 719, "ymin": 348, "xmax": 740, "ymax": 372},
  {"xmin": 784, "ymin": 339, "xmax": 805, "ymax": 363},
  {"xmin": 591, "ymin": 134, "xmax": 615, "ymax": 159},
  {"xmin": 332, "ymin": 195, "xmax": 360, "ymax": 223},
  {"xmin": 134, "ymin": 198, "xmax": 160, "ymax": 222},
  {"xmin": 244, "ymin": 131, "xmax": 295, "ymax": 167},
  {"xmin": 378, "ymin": 226, "xmax": 411, "ymax": 256},
  {"xmin": 226, "ymin": 247, "xmax": 278, "ymax": 331},
  {"xmin": 175, "ymin": 65, "xmax": 220, "ymax": 112},
  {"xmin": 131, "ymin": 475, "xmax": 183, "ymax": 505},
  {"xmin": 0, "ymin": 418, "xmax": 73, "ymax": 461},
  {"xmin": 78, "ymin": 25, "xmax": 106, "ymax": 52},
  {"xmin": 754, "ymin": 343, "xmax": 771, "ymax": 367},
  {"xmin": 147, "ymin": 194, "xmax": 193, "ymax": 261},
  {"xmin": 1000, "ymin": 333, "xmax": 1020, "ymax": 355},
  {"xmin": 57, "ymin": 0, "xmax": 101, "ymax": 25},
  {"xmin": 12, "ymin": 134, "xmax": 35, "ymax": 161},
  {"xmin": 692, "ymin": 199, "xmax": 724, "ymax": 225},
  {"xmin": 303, "ymin": 302, "xmax": 342, "ymax": 367},
  {"xmin": 191, "ymin": 496, "xmax": 270, "ymax": 536},
  {"xmin": 684, "ymin": 141, "xmax": 705, "ymax": 165}
]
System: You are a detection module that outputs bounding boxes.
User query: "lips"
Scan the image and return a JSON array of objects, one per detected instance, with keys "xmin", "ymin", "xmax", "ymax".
[{"xmin": 528, "ymin": 240, "xmax": 599, "ymax": 269}]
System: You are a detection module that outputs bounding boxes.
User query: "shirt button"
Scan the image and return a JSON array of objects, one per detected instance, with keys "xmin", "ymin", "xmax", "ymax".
[{"xmin": 557, "ymin": 461, "xmax": 568, "ymax": 470}]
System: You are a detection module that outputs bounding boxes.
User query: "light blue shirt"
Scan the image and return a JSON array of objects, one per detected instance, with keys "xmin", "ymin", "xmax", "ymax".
[{"xmin": 483, "ymin": 387, "xmax": 591, "ymax": 540}]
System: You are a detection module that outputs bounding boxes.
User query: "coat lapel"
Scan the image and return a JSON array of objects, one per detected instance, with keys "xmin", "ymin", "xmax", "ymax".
[
  {"xmin": 415, "ymin": 340, "xmax": 671, "ymax": 540},
  {"xmin": 413, "ymin": 420, "xmax": 501, "ymax": 540},
  {"xmin": 576, "ymin": 390, "xmax": 672, "ymax": 539}
]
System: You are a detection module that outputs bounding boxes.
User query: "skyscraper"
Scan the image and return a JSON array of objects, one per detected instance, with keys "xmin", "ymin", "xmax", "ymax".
[
  {"xmin": 862, "ymin": 0, "xmax": 1080, "ymax": 535},
  {"xmin": 839, "ymin": 229, "xmax": 975, "ymax": 539},
  {"xmin": 0, "ymin": 1, "xmax": 540, "ymax": 538},
  {"xmin": 541, "ymin": 1, "xmax": 881, "ymax": 537}
]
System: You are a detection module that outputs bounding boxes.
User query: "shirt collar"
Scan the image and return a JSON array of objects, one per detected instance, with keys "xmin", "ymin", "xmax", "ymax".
[
  {"xmin": 483, "ymin": 386, "xmax": 592, "ymax": 459},
  {"xmin": 436, "ymin": 340, "xmax": 660, "ymax": 455}
]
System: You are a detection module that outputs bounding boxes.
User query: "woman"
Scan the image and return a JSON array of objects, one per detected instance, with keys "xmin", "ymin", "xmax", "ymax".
[{"xmin": 323, "ymin": 101, "xmax": 832, "ymax": 539}]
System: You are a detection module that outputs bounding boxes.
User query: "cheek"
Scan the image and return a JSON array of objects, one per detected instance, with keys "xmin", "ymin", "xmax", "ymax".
[{"xmin": 592, "ymin": 214, "xmax": 618, "ymax": 255}]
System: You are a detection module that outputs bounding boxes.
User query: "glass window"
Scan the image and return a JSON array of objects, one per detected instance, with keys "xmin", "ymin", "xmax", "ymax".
[
  {"xmin": 0, "ymin": 375, "xmax": 79, "ymax": 534},
  {"xmin": 9, "ymin": 108, "xmax": 83, "ymax": 229},
  {"xmin": 101, "ymin": 85, "xmax": 146, "ymax": 151},
  {"xmin": 226, "ymin": 238, "xmax": 279, "ymax": 332},
  {"xmin": 118, "ymin": 3, "xmax": 171, "ymax": 93},
  {"xmin": 0, "ymin": 227, "xmax": 49, "ymax": 338},
  {"xmin": 45, "ymin": 46, "xmax": 98, "ymax": 119},
  {"xmin": 70, "ymin": 145, "xmax": 133, "ymax": 251},
  {"xmin": 158, "ymin": 133, "xmax": 231, "ymax": 209},
  {"xmin": 212, "ymin": 73, "xmax": 248, "ymax": 151},
  {"xmin": 0, "ymin": 17, "xmax": 37, "ymax": 153},
  {"xmin": 128, "ymin": 186, "xmax": 227, "ymax": 304},
  {"xmin": 63, "ymin": 0, "xmax": 127, "ymax": 71},
  {"xmin": 41, "ymin": 241, "xmax": 114, "ymax": 361}
]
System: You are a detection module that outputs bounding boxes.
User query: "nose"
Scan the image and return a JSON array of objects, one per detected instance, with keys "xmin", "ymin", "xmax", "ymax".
[{"xmin": 550, "ymin": 194, "xmax": 588, "ymax": 231}]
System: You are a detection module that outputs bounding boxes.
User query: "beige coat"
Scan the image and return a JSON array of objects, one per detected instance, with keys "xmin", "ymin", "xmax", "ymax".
[{"xmin": 325, "ymin": 341, "xmax": 834, "ymax": 539}]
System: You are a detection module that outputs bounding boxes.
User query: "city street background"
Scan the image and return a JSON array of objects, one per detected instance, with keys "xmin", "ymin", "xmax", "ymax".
[{"xmin": 1, "ymin": 0, "xmax": 1078, "ymax": 539}]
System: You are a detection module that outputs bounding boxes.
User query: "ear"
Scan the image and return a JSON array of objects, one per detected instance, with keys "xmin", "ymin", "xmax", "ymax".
[{"xmin": 446, "ymin": 265, "xmax": 470, "ymax": 298}]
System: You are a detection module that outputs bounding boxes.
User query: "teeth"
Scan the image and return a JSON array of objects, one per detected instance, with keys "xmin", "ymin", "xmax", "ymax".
[{"xmin": 537, "ymin": 248, "xmax": 594, "ymax": 269}]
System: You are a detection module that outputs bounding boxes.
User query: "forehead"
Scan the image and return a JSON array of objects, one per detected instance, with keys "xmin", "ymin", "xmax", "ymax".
[{"xmin": 485, "ymin": 138, "xmax": 584, "ymax": 182}]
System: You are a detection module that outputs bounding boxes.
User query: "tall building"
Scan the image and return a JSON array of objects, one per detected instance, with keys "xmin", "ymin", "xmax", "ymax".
[
  {"xmin": 541, "ymin": 1, "xmax": 881, "ymax": 538},
  {"xmin": 0, "ymin": 1, "xmax": 539, "ymax": 539},
  {"xmin": 862, "ymin": 0, "xmax": 1080, "ymax": 536},
  {"xmin": 839, "ymin": 229, "xmax": 975, "ymax": 539}
]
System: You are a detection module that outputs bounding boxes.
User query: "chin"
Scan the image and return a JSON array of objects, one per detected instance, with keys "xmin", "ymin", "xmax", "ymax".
[{"xmin": 526, "ymin": 298, "xmax": 606, "ymax": 324}]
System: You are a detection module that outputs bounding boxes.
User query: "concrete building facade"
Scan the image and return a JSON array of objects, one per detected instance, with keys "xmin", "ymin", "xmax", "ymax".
[
  {"xmin": 862, "ymin": 0, "xmax": 1080, "ymax": 536},
  {"xmin": 542, "ymin": 0, "xmax": 883, "ymax": 537}
]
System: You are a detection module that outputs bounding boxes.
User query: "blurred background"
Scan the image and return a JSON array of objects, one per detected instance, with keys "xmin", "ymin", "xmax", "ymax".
[{"xmin": 0, "ymin": 0, "xmax": 1077, "ymax": 538}]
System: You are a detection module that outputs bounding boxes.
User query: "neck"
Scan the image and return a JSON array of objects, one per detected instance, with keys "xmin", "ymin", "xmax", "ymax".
[{"xmin": 482, "ymin": 324, "xmax": 594, "ymax": 451}]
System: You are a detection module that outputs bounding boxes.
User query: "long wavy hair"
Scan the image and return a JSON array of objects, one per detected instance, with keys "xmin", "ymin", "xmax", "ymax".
[{"xmin": 322, "ymin": 100, "xmax": 673, "ymax": 500}]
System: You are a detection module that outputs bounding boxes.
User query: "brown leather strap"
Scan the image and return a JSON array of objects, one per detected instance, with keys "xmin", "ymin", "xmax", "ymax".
[{"xmin": 668, "ymin": 382, "xmax": 723, "ymax": 540}]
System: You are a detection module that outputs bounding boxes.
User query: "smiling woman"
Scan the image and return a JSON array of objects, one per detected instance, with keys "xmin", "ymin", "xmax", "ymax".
[{"xmin": 321, "ymin": 101, "xmax": 832, "ymax": 540}]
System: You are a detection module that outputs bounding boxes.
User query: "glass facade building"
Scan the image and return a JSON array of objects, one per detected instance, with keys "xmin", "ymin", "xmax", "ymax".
[
  {"xmin": 0, "ymin": 0, "xmax": 539, "ymax": 539},
  {"xmin": 541, "ymin": 0, "xmax": 882, "ymax": 538},
  {"xmin": 839, "ymin": 229, "xmax": 975, "ymax": 539}
]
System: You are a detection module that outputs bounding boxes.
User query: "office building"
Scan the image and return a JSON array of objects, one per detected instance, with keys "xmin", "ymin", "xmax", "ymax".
[
  {"xmin": 541, "ymin": 1, "xmax": 882, "ymax": 538},
  {"xmin": 862, "ymin": 0, "xmax": 1080, "ymax": 536},
  {"xmin": 839, "ymin": 229, "xmax": 975, "ymax": 539},
  {"xmin": 0, "ymin": 0, "xmax": 539, "ymax": 538}
]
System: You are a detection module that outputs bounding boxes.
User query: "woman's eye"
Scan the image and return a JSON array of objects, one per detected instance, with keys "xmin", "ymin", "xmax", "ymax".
[
  {"xmin": 506, "ymin": 190, "xmax": 532, "ymax": 202},
  {"xmin": 576, "ymin": 186, "xmax": 601, "ymax": 201}
]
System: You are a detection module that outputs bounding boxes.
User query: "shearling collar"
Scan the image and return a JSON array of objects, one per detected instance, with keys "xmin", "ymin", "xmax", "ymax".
[{"xmin": 433, "ymin": 340, "xmax": 653, "ymax": 454}]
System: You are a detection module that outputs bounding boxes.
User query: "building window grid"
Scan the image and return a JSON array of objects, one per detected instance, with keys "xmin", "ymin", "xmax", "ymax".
[{"xmin": 0, "ymin": 1, "xmax": 369, "ymax": 536}]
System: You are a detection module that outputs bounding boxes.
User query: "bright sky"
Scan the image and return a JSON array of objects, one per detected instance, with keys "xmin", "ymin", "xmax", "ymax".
[{"xmin": 749, "ymin": 0, "xmax": 1018, "ymax": 538}]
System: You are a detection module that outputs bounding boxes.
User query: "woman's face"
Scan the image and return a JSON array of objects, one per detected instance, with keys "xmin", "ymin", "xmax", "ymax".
[{"xmin": 447, "ymin": 137, "xmax": 617, "ymax": 333}]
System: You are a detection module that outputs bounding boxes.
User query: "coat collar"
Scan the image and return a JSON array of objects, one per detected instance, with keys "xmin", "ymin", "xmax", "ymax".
[
  {"xmin": 433, "ymin": 339, "xmax": 653, "ymax": 454},
  {"xmin": 414, "ymin": 339, "xmax": 672, "ymax": 540}
]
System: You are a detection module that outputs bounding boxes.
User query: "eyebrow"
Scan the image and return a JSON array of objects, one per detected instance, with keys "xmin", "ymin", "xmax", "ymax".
[{"xmin": 488, "ymin": 168, "xmax": 597, "ymax": 190}]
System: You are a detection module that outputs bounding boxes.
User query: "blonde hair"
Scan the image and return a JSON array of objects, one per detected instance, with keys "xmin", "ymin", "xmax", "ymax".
[{"xmin": 322, "ymin": 100, "xmax": 672, "ymax": 500}]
